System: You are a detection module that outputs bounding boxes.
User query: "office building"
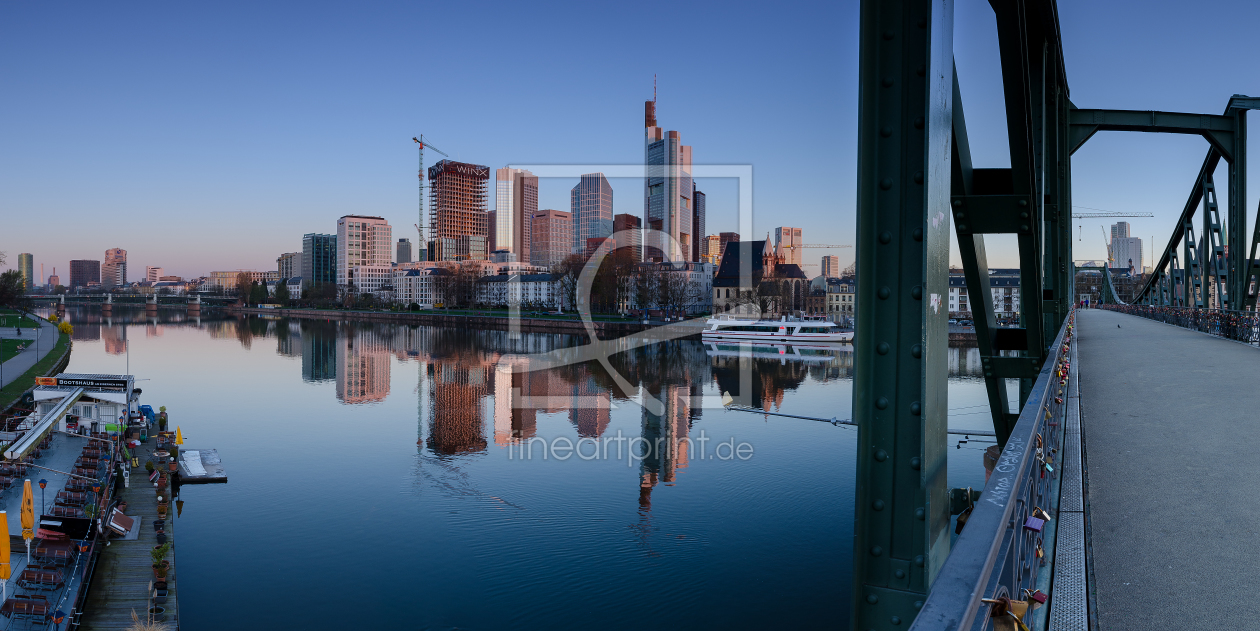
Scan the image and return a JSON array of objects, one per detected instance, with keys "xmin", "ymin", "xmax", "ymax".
[
  {"xmin": 337, "ymin": 215, "xmax": 392, "ymax": 289},
  {"xmin": 613, "ymin": 213, "xmax": 643, "ymax": 262},
  {"xmin": 531, "ymin": 209, "xmax": 573, "ymax": 268},
  {"xmin": 774, "ymin": 227, "xmax": 802, "ymax": 266},
  {"xmin": 719, "ymin": 232, "xmax": 740, "ymax": 253},
  {"xmin": 643, "ymin": 100, "xmax": 693, "ymax": 262},
  {"xmin": 496, "ymin": 167, "xmax": 538, "ymax": 264},
  {"xmin": 397, "ymin": 238, "xmax": 412, "ymax": 264},
  {"xmin": 102, "ymin": 248, "xmax": 127, "ymax": 289},
  {"xmin": 692, "ymin": 187, "xmax": 706, "ymax": 262},
  {"xmin": 572, "ymin": 172, "xmax": 613, "ymax": 257},
  {"xmin": 70, "ymin": 260, "xmax": 100, "ymax": 289},
  {"xmin": 277, "ymin": 252, "xmax": 300, "ymax": 280},
  {"xmin": 429, "ymin": 159, "xmax": 490, "ymax": 261},
  {"xmin": 145, "ymin": 267, "xmax": 164, "ymax": 284},
  {"xmin": 17, "ymin": 254, "xmax": 33, "ymax": 291},
  {"xmin": 208, "ymin": 270, "xmax": 279, "ymax": 292},
  {"xmin": 821, "ymin": 255, "xmax": 840, "ymax": 278},
  {"xmin": 701, "ymin": 235, "xmax": 722, "ymax": 265},
  {"xmin": 302, "ymin": 233, "xmax": 337, "ymax": 286},
  {"xmin": 1109, "ymin": 222, "xmax": 1142, "ymax": 272}
]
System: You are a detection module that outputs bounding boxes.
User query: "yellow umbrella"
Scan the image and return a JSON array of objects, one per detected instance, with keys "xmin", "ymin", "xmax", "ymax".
[
  {"xmin": 175, "ymin": 427, "xmax": 184, "ymax": 445},
  {"xmin": 0, "ymin": 511, "xmax": 10, "ymax": 601},
  {"xmin": 20, "ymin": 480, "xmax": 33, "ymax": 564}
]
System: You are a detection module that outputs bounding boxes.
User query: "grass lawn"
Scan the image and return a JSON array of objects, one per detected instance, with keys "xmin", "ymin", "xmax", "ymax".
[
  {"xmin": 0, "ymin": 330, "xmax": 70, "ymax": 411},
  {"xmin": 0, "ymin": 338, "xmax": 32, "ymax": 363},
  {"xmin": 0, "ymin": 310, "xmax": 40, "ymax": 330}
]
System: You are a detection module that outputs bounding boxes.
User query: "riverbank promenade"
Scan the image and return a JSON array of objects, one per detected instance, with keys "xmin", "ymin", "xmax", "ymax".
[
  {"xmin": 1077, "ymin": 309, "xmax": 1259, "ymax": 629},
  {"xmin": 0, "ymin": 318, "xmax": 58, "ymax": 389}
]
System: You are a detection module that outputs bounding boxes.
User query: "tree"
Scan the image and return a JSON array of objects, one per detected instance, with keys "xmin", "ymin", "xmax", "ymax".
[
  {"xmin": 0, "ymin": 270, "xmax": 28, "ymax": 311},
  {"xmin": 248, "ymin": 281, "xmax": 268, "ymax": 305},
  {"xmin": 235, "ymin": 272, "xmax": 252, "ymax": 298},
  {"xmin": 551, "ymin": 254, "xmax": 585, "ymax": 312},
  {"xmin": 274, "ymin": 279, "xmax": 291, "ymax": 306},
  {"xmin": 841, "ymin": 262, "xmax": 856, "ymax": 277},
  {"xmin": 656, "ymin": 264, "xmax": 703, "ymax": 317}
]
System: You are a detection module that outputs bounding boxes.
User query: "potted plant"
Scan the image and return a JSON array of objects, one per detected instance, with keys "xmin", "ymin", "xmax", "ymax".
[
  {"xmin": 158, "ymin": 406, "xmax": 168, "ymax": 431},
  {"xmin": 155, "ymin": 528, "xmax": 167, "ymax": 545},
  {"xmin": 150, "ymin": 543, "xmax": 171, "ymax": 579},
  {"xmin": 144, "ymin": 461, "xmax": 155, "ymax": 474}
]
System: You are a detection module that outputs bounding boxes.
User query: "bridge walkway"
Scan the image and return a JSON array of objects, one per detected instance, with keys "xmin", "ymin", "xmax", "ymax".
[{"xmin": 1077, "ymin": 309, "xmax": 1260, "ymax": 629}]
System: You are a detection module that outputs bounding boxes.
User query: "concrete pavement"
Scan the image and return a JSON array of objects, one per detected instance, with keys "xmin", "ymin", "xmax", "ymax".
[
  {"xmin": 1078, "ymin": 309, "xmax": 1260, "ymax": 629},
  {"xmin": 0, "ymin": 318, "xmax": 59, "ymax": 389}
]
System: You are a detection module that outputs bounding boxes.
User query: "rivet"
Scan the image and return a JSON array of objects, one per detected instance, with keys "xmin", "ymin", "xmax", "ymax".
[
  {"xmin": 914, "ymin": 555, "xmax": 925, "ymax": 567},
  {"xmin": 871, "ymin": 546, "xmax": 884, "ymax": 556},
  {"xmin": 894, "ymin": 569, "xmax": 906, "ymax": 579},
  {"xmin": 880, "ymin": 178, "xmax": 893, "ymax": 190},
  {"xmin": 881, "ymin": 126, "xmax": 892, "ymax": 138},
  {"xmin": 912, "ymin": 286, "xmax": 923, "ymax": 299},
  {"xmin": 910, "ymin": 402, "xmax": 921, "ymax": 415},
  {"xmin": 915, "ymin": 507, "xmax": 925, "ymax": 520},
  {"xmin": 872, "ymin": 500, "xmax": 885, "ymax": 511},
  {"xmin": 878, "ymin": 287, "xmax": 891, "ymax": 299},
  {"xmin": 912, "ymin": 228, "xmax": 923, "ymax": 241},
  {"xmin": 882, "ymin": 77, "xmax": 893, "ymax": 87},
  {"xmin": 1019, "ymin": 199, "xmax": 1028, "ymax": 207},
  {"xmin": 910, "ymin": 456, "xmax": 921, "ymax": 470},
  {"xmin": 1020, "ymin": 211, "xmax": 1029, "ymax": 219},
  {"xmin": 879, "ymin": 232, "xmax": 892, "ymax": 244},
  {"xmin": 914, "ymin": 171, "xmax": 923, "ymax": 184},
  {"xmin": 985, "ymin": 371, "xmax": 992, "ymax": 377},
  {"xmin": 951, "ymin": 199, "xmax": 962, "ymax": 207},
  {"xmin": 911, "ymin": 344, "xmax": 922, "ymax": 358},
  {"xmin": 876, "ymin": 397, "xmax": 889, "ymax": 410},
  {"xmin": 891, "ymin": 615, "xmax": 903, "ymax": 625},
  {"xmin": 958, "ymin": 223, "xmax": 967, "ymax": 231},
  {"xmin": 867, "ymin": 594, "xmax": 880, "ymax": 604},
  {"xmin": 914, "ymin": 116, "xmax": 924, "ymax": 129},
  {"xmin": 914, "ymin": 601, "xmax": 924, "ymax": 609},
  {"xmin": 1021, "ymin": 224, "xmax": 1029, "ymax": 231},
  {"xmin": 916, "ymin": 18, "xmax": 926, "ymax": 28},
  {"xmin": 874, "ymin": 449, "xmax": 888, "ymax": 462},
  {"xmin": 883, "ymin": 30, "xmax": 895, "ymax": 40},
  {"xmin": 916, "ymin": 65, "xmax": 925, "ymax": 77}
]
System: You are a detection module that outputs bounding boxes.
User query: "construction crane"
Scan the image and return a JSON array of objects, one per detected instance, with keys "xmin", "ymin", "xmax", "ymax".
[
  {"xmin": 412, "ymin": 135, "xmax": 449, "ymax": 254},
  {"xmin": 1072, "ymin": 211, "xmax": 1153, "ymax": 218},
  {"xmin": 785, "ymin": 244, "xmax": 853, "ymax": 251},
  {"xmin": 1100, "ymin": 226, "xmax": 1114, "ymax": 266}
]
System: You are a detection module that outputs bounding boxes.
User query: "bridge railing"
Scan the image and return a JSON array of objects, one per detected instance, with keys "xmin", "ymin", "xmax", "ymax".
[
  {"xmin": 911, "ymin": 313, "xmax": 1075, "ymax": 630},
  {"xmin": 1101, "ymin": 304, "xmax": 1260, "ymax": 344}
]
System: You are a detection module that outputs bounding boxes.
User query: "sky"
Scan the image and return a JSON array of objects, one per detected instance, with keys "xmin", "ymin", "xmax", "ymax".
[{"xmin": 2, "ymin": 0, "xmax": 1259, "ymax": 281}]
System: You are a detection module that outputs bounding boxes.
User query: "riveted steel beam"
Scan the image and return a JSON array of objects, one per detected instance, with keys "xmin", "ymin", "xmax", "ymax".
[
  {"xmin": 851, "ymin": 0, "xmax": 953, "ymax": 628},
  {"xmin": 1069, "ymin": 109, "xmax": 1235, "ymax": 160}
]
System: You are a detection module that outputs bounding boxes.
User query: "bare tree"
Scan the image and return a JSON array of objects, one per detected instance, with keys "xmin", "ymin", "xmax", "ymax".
[
  {"xmin": 656, "ymin": 264, "xmax": 702, "ymax": 317},
  {"xmin": 551, "ymin": 254, "xmax": 585, "ymax": 312}
]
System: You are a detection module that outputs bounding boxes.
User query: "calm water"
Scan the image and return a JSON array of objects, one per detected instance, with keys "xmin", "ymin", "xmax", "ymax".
[{"xmin": 49, "ymin": 306, "xmax": 1001, "ymax": 630}]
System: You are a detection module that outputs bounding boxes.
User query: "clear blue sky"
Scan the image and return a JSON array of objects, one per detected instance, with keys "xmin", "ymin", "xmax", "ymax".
[{"xmin": 1, "ymin": 0, "xmax": 1257, "ymax": 280}]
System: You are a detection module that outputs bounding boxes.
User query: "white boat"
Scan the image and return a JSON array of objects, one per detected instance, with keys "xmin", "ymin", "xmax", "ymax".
[{"xmin": 701, "ymin": 314, "xmax": 854, "ymax": 343}]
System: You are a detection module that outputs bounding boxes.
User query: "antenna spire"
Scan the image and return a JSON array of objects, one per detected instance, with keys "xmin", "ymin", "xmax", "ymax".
[{"xmin": 654, "ymin": 74, "xmax": 657, "ymax": 103}]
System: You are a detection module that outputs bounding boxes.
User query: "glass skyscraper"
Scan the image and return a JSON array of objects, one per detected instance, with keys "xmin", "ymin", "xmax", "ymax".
[
  {"xmin": 571, "ymin": 173, "xmax": 613, "ymax": 256},
  {"xmin": 302, "ymin": 233, "xmax": 337, "ymax": 286},
  {"xmin": 643, "ymin": 100, "xmax": 693, "ymax": 262}
]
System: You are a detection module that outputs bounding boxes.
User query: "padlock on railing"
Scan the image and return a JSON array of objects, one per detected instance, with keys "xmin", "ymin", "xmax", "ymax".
[{"xmin": 982, "ymin": 597, "xmax": 1030, "ymax": 631}]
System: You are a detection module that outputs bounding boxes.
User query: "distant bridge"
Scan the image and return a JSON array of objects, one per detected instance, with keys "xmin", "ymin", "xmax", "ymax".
[{"xmin": 851, "ymin": 0, "xmax": 1257, "ymax": 629}]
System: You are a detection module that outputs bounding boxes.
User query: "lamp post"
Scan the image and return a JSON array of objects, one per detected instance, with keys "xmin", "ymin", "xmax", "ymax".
[{"xmin": 37, "ymin": 480, "xmax": 46, "ymax": 522}]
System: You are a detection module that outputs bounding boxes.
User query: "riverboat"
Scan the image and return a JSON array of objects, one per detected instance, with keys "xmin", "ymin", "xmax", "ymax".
[{"xmin": 701, "ymin": 315, "xmax": 854, "ymax": 343}]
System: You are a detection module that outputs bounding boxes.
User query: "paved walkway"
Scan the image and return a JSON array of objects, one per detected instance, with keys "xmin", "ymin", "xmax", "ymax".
[
  {"xmin": 1077, "ymin": 309, "xmax": 1260, "ymax": 630},
  {"xmin": 0, "ymin": 318, "xmax": 58, "ymax": 388}
]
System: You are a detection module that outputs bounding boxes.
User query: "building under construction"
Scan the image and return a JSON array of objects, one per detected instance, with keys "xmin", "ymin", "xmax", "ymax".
[{"xmin": 429, "ymin": 159, "xmax": 490, "ymax": 261}]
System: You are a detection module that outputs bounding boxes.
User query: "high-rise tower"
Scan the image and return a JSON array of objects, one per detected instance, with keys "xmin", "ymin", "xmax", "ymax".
[
  {"xmin": 644, "ymin": 98, "xmax": 693, "ymax": 262},
  {"xmin": 496, "ymin": 167, "xmax": 538, "ymax": 264},
  {"xmin": 429, "ymin": 159, "xmax": 490, "ymax": 261},
  {"xmin": 572, "ymin": 173, "xmax": 613, "ymax": 256}
]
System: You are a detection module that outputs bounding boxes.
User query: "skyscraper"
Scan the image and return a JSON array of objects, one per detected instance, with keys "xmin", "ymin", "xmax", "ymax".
[
  {"xmin": 531, "ymin": 209, "xmax": 573, "ymax": 268},
  {"xmin": 644, "ymin": 100, "xmax": 693, "ymax": 262},
  {"xmin": 496, "ymin": 167, "xmax": 539, "ymax": 264},
  {"xmin": 613, "ymin": 213, "xmax": 643, "ymax": 262},
  {"xmin": 692, "ymin": 187, "xmax": 706, "ymax": 262},
  {"xmin": 17, "ymin": 254, "xmax": 33, "ymax": 291},
  {"xmin": 774, "ymin": 228, "xmax": 802, "ymax": 266},
  {"xmin": 1111, "ymin": 221, "xmax": 1130, "ymax": 240},
  {"xmin": 302, "ymin": 233, "xmax": 337, "ymax": 286},
  {"xmin": 102, "ymin": 248, "xmax": 127, "ymax": 289},
  {"xmin": 145, "ymin": 267, "xmax": 165, "ymax": 283},
  {"xmin": 429, "ymin": 159, "xmax": 490, "ymax": 261},
  {"xmin": 821, "ymin": 255, "xmax": 840, "ymax": 278},
  {"xmin": 277, "ymin": 252, "xmax": 300, "ymax": 280},
  {"xmin": 397, "ymin": 238, "xmax": 412, "ymax": 264},
  {"xmin": 703, "ymin": 235, "xmax": 722, "ymax": 265},
  {"xmin": 70, "ymin": 260, "xmax": 100, "ymax": 289},
  {"xmin": 337, "ymin": 216, "xmax": 392, "ymax": 289},
  {"xmin": 572, "ymin": 172, "xmax": 613, "ymax": 257}
]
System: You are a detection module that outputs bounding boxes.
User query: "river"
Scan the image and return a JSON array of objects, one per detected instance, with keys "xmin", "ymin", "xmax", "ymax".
[{"xmin": 48, "ymin": 306, "xmax": 1004, "ymax": 630}]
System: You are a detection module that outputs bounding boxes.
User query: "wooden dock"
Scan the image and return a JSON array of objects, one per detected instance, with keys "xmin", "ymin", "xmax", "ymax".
[{"xmin": 79, "ymin": 440, "xmax": 179, "ymax": 630}]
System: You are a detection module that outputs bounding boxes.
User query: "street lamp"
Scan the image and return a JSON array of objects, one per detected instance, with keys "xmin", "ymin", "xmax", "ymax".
[{"xmin": 38, "ymin": 479, "xmax": 46, "ymax": 521}]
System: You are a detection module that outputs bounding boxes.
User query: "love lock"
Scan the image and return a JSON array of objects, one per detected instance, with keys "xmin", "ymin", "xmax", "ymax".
[{"xmin": 982, "ymin": 597, "xmax": 1030, "ymax": 631}]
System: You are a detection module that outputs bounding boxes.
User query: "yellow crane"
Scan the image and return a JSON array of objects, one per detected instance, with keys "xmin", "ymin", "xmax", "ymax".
[{"xmin": 1100, "ymin": 226, "xmax": 1113, "ymax": 265}]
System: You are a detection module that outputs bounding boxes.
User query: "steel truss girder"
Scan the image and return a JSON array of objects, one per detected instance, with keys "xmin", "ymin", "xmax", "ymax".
[
  {"xmin": 1068, "ymin": 109, "xmax": 1236, "ymax": 159},
  {"xmin": 850, "ymin": 0, "xmax": 953, "ymax": 628}
]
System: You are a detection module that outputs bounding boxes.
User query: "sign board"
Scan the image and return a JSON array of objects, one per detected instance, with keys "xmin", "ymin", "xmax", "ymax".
[
  {"xmin": 56, "ymin": 378, "xmax": 128, "ymax": 391},
  {"xmin": 35, "ymin": 377, "xmax": 57, "ymax": 386}
]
